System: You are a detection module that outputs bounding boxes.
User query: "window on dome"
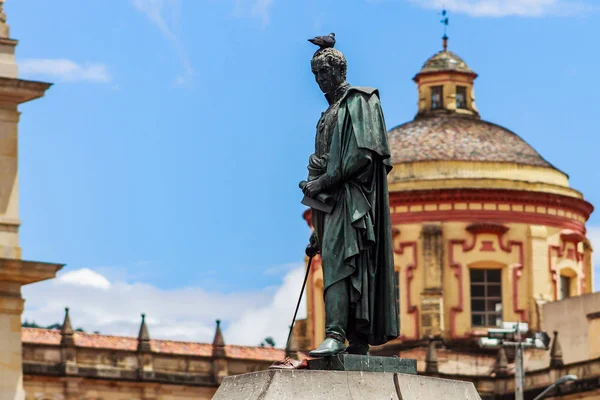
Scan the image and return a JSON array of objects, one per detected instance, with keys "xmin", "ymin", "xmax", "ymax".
[
  {"xmin": 431, "ymin": 86, "xmax": 443, "ymax": 110},
  {"xmin": 470, "ymin": 269, "xmax": 502, "ymax": 327},
  {"xmin": 456, "ymin": 86, "xmax": 467, "ymax": 109}
]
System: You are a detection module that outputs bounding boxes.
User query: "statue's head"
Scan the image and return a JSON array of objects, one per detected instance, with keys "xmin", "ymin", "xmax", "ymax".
[{"xmin": 311, "ymin": 48, "xmax": 347, "ymax": 94}]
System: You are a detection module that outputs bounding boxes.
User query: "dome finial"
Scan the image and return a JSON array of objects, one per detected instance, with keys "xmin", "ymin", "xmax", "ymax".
[{"xmin": 440, "ymin": 9, "xmax": 449, "ymax": 51}]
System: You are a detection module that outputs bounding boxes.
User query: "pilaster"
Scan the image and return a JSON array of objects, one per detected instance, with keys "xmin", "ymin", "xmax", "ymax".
[
  {"xmin": 528, "ymin": 225, "xmax": 548, "ymax": 330},
  {"xmin": 420, "ymin": 223, "xmax": 444, "ymax": 337}
]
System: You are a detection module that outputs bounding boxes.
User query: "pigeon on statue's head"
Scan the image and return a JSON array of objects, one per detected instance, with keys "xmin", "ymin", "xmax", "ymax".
[{"xmin": 308, "ymin": 33, "xmax": 336, "ymax": 49}]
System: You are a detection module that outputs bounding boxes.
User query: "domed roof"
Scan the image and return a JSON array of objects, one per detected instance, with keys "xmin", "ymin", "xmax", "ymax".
[
  {"xmin": 417, "ymin": 51, "xmax": 475, "ymax": 75},
  {"xmin": 387, "ymin": 116, "xmax": 555, "ymax": 169}
]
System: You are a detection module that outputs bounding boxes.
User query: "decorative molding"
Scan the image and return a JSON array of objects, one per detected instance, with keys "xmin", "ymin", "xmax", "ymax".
[
  {"xmin": 466, "ymin": 223, "xmax": 510, "ymax": 236},
  {"xmin": 480, "ymin": 241, "xmax": 495, "ymax": 252},
  {"xmin": 499, "ymin": 239, "xmax": 526, "ymax": 322},
  {"xmin": 394, "ymin": 241, "xmax": 419, "ymax": 341},
  {"xmin": 448, "ymin": 238, "xmax": 470, "ymax": 339},
  {"xmin": 548, "ymin": 230, "xmax": 585, "ymax": 300}
]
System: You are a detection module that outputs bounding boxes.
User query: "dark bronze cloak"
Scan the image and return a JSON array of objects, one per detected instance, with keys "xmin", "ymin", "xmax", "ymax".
[{"xmin": 309, "ymin": 86, "xmax": 399, "ymax": 345}]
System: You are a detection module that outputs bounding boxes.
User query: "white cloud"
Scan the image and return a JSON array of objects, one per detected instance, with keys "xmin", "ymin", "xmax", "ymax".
[
  {"xmin": 234, "ymin": 0, "xmax": 275, "ymax": 27},
  {"xmin": 226, "ymin": 263, "xmax": 306, "ymax": 346},
  {"xmin": 407, "ymin": 0, "xmax": 596, "ymax": 17},
  {"xmin": 22, "ymin": 263, "xmax": 307, "ymax": 347},
  {"xmin": 56, "ymin": 268, "xmax": 111, "ymax": 290},
  {"xmin": 19, "ymin": 59, "xmax": 111, "ymax": 83},
  {"xmin": 131, "ymin": 0, "xmax": 193, "ymax": 84}
]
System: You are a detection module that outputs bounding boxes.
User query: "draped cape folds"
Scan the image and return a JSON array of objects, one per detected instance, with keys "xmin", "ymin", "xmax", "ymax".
[{"xmin": 310, "ymin": 86, "xmax": 399, "ymax": 345}]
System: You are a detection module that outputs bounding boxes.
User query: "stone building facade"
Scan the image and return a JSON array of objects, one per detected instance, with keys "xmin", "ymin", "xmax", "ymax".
[{"xmin": 21, "ymin": 313, "xmax": 303, "ymax": 400}]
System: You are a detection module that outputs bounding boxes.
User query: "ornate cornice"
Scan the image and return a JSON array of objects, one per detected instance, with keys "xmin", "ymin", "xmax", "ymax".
[
  {"xmin": 389, "ymin": 188, "xmax": 593, "ymax": 233},
  {"xmin": 0, "ymin": 77, "xmax": 52, "ymax": 104}
]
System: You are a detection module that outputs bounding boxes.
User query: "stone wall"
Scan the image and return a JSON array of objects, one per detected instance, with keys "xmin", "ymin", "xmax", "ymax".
[{"xmin": 541, "ymin": 292, "xmax": 600, "ymax": 365}]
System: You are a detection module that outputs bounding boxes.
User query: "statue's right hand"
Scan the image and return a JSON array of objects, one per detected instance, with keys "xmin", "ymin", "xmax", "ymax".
[{"xmin": 306, "ymin": 244, "xmax": 319, "ymax": 258}]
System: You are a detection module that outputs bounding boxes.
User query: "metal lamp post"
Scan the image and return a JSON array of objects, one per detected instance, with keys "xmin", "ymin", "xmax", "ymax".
[{"xmin": 479, "ymin": 322, "xmax": 552, "ymax": 400}]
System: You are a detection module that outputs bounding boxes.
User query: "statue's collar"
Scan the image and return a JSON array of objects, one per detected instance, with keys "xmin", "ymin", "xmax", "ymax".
[{"xmin": 325, "ymin": 82, "xmax": 350, "ymax": 105}]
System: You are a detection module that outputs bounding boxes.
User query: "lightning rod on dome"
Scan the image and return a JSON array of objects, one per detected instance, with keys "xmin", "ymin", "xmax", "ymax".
[{"xmin": 440, "ymin": 9, "xmax": 449, "ymax": 51}]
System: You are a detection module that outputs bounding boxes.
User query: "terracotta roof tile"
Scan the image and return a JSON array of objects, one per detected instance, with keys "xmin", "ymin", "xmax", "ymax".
[
  {"xmin": 152, "ymin": 339, "xmax": 213, "ymax": 357},
  {"xmin": 76, "ymin": 333, "xmax": 137, "ymax": 351},
  {"xmin": 388, "ymin": 116, "xmax": 555, "ymax": 169},
  {"xmin": 22, "ymin": 328, "xmax": 305, "ymax": 361},
  {"xmin": 22, "ymin": 327, "xmax": 60, "ymax": 345},
  {"xmin": 225, "ymin": 345, "xmax": 287, "ymax": 361}
]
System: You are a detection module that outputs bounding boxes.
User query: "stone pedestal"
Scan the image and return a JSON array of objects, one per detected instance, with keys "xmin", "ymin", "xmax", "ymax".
[
  {"xmin": 212, "ymin": 370, "xmax": 482, "ymax": 400},
  {"xmin": 308, "ymin": 353, "xmax": 417, "ymax": 374}
]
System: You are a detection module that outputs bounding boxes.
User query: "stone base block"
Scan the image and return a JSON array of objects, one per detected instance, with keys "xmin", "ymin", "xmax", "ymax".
[
  {"xmin": 212, "ymin": 370, "xmax": 482, "ymax": 399},
  {"xmin": 308, "ymin": 354, "xmax": 417, "ymax": 374}
]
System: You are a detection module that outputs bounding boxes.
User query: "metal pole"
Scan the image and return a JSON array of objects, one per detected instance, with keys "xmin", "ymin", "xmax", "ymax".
[
  {"xmin": 515, "ymin": 321, "xmax": 525, "ymax": 400},
  {"xmin": 285, "ymin": 255, "xmax": 313, "ymax": 350}
]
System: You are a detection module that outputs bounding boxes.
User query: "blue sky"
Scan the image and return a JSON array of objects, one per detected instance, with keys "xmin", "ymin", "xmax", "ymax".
[{"xmin": 13, "ymin": 0, "xmax": 600, "ymax": 346}]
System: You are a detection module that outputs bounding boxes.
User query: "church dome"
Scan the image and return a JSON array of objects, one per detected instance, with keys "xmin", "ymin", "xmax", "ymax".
[
  {"xmin": 388, "ymin": 116, "xmax": 555, "ymax": 169},
  {"xmin": 387, "ymin": 41, "xmax": 579, "ymax": 196},
  {"xmin": 417, "ymin": 50, "xmax": 475, "ymax": 76}
]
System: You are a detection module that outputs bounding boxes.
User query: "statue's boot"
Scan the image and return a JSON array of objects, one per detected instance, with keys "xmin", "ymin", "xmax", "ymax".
[
  {"xmin": 347, "ymin": 318, "xmax": 370, "ymax": 355},
  {"xmin": 309, "ymin": 337, "xmax": 346, "ymax": 357},
  {"xmin": 309, "ymin": 279, "xmax": 349, "ymax": 358},
  {"xmin": 346, "ymin": 338, "xmax": 369, "ymax": 355}
]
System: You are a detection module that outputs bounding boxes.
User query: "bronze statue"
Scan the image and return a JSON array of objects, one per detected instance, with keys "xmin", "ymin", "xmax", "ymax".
[{"xmin": 301, "ymin": 38, "xmax": 399, "ymax": 357}]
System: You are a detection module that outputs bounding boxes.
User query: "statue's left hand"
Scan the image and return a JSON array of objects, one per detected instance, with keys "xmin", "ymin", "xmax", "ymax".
[{"xmin": 302, "ymin": 179, "xmax": 322, "ymax": 198}]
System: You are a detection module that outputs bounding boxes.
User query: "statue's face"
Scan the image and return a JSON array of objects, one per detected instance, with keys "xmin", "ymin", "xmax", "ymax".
[{"xmin": 313, "ymin": 58, "xmax": 345, "ymax": 94}]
